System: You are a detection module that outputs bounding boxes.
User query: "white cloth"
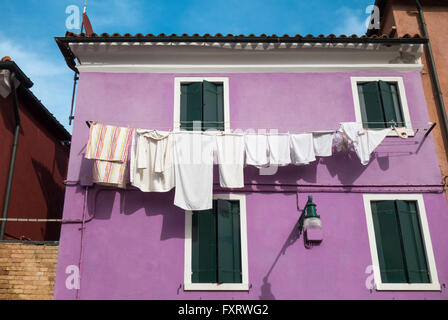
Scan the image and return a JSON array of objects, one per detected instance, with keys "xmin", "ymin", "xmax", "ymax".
[
  {"xmin": 340, "ymin": 122, "xmax": 391, "ymax": 165},
  {"xmin": 312, "ymin": 132, "xmax": 334, "ymax": 157},
  {"xmin": 173, "ymin": 133, "xmax": 215, "ymax": 211},
  {"xmin": 394, "ymin": 126, "xmax": 409, "ymax": 139},
  {"xmin": 290, "ymin": 133, "xmax": 316, "ymax": 165},
  {"xmin": 245, "ymin": 134, "xmax": 269, "ymax": 167},
  {"xmin": 130, "ymin": 129, "xmax": 175, "ymax": 192},
  {"xmin": 267, "ymin": 134, "xmax": 291, "ymax": 166},
  {"xmin": 216, "ymin": 134, "xmax": 245, "ymax": 188}
]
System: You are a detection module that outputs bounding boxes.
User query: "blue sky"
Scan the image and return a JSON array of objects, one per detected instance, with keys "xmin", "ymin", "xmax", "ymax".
[{"xmin": 0, "ymin": 0, "xmax": 375, "ymax": 131}]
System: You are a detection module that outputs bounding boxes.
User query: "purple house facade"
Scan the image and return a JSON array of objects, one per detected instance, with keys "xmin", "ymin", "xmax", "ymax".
[{"xmin": 54, "ymin": 33, "xmax": 448, "ymax": 300}]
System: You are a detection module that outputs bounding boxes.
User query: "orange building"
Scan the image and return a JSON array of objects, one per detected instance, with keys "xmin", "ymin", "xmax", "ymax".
[{"xmin": 368, "ymin": 0, "xmax": 448, "ymax": 192}]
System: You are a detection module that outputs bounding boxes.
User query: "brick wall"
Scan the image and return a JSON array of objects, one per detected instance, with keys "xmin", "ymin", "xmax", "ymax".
[{"xmin": 0, "ymin": 242, "xmax": 58, "ymax": 300}]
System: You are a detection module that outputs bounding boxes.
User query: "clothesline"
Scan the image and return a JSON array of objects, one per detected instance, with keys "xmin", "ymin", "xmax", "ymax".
[
  {"xmin": 83, "ymin": 121, "xmax": 436, "ymax": 211},
  {"xmin": 85, "ymin": 119, "xmax": 433, "ymax": 125},
  {"xmin": 84, "ymin": 120, "xmax": 435, "ymax": 135}
]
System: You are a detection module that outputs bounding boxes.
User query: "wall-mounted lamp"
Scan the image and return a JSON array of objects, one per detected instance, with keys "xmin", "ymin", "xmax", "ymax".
[{"xmin": 299, "ymin": 196, "xmax": 323, "ymax": 247}]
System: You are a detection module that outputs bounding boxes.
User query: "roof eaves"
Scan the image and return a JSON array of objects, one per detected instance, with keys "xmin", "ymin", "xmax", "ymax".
[
  {"xmin": 0, "ymin": 61, "xmax": 71, "ymax": 141},
  {"xmin": 18, "ymin": 85, "xmax": 71, "ymax": 141},
  {"xmin": 55, "ymin": 31, "xmax": 428, "ymax": 74},
  {"xmin": 0, "ymin": 61, "xmax": 33, "ymax": 88}
]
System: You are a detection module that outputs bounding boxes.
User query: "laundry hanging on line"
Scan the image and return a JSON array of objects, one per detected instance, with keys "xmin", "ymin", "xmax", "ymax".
[
  {"xmin": 290, "ymin": 133, "xmax": 316, "ymax": 165},
  {"xmin": 216, "ymin": 134, "xmax": 245, "ymax": 188},
  {"xmin": 268, "ymin": 134, "xmax": 292, "ymax": 166},
  {"xmin": 313, "ymin": 132, "xmax": 335, "ymax": 157},
  {"xmin": 173, "ymin": 132, "xmax": 216, "ymax": 211},
  {"xmin": 84, "ymin": 122, "xmax": 394, "ymax": 210},
  {"xmin": 130, "ymin": 129, "xmax": 175, "ymax": 192},
  {"xmin": 85, "ymin": 122, "xmax": 133, "ymax": 188},
  {"xmin": 339, "ymin": 122, "xmax": 392, "ymax": 165},
  {"xmin": 245, "ymin": 133, "xmax": 270, "ymax": 168}
]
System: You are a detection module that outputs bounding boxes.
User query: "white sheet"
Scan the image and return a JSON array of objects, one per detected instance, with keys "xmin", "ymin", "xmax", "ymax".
[
  {"xmin": 267, "ymin": 134, "xmax": 291, "ymax": 166},
  {"xmin": 216, "ymin": 134, "xmax": 245, "ymax": 188},
  {"xmin": 245, "ymin": 134, "xmax": 269, "ymax": 168},
  {"xmin": 173, "ymin": 133, "xmax": 215, "ymax": 210},
  {"xmin": 290, "ymin": 133, "xmax": 316, "ymax": 165},
  {"xmin": 312, "ymin": 132, "xmax": 334, "ymax": 157},
  {"xmin": 340, "ymin": 122, "xmax": 391, "ymax": 165}
]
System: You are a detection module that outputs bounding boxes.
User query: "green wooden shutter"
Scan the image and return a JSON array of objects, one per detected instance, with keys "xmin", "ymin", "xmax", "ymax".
[
  {"xmin": 379, "ymin": 81, "xmax": 404, "ymax": 126},
  {"xmin": 358, "ymin": 82, "xmax": 386, "ymax": 128},
  {"xmin": 216, "ymin": 200, "xmax": 242, "ymax": 283},
  {"xmin": 396, "ymin": 200, "xmax": 430, "ymax": 283},
  {"xmin": 191, "ymin": 208, "xmax": 217, "ymax": 283},
  {"xmin": 180, "ymin": 82, "xmax": 203, "ymax": 131},
  {"xmin": 202, "ymin": 81, "xmax": 224, "ymax": 131},
  {"xmin": 371, "ymin": 201, "xmax": 407, "ymax": 283}
]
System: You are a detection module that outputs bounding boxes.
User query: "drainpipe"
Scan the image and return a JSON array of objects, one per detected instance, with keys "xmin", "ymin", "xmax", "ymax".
[
  {"xmin": 415, "ymin": 0, "xmax": 448, "ymax": 155},
  {"xmin": 0, "ymin": 72, "xmax": 21, "ymax": 240},
  {"xmin": 68, "ymin": 72, "xmax": 79, "ymax": 125}
]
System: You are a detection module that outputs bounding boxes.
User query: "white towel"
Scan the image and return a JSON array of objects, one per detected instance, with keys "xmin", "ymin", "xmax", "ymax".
[
  {"xmin": 173, "ymin": 133, "xmax": 215, "ymax": 211},
  {"xmin": 290, "ymin": 133, "xmax": 316, "ymax": 165},
  {"xmin": 313, "ymin": 132, "xmax": 334, "ymax": 157},
  {"xmin": 216, "ymin": 134, "xmax": 245, "ymax": 188},
  {"xmin": 245, "ymin": 134, "xmax": 269, "ymax": 168},
  {"xmin": 340, "ymin": 122, "xmax": 391, "ymax": 165},
  {"xmin": 130, "ymin": 129, "xmax": 175, "ymax": 192},
  {"xmin": 268, "ymin": 134, "xmax": 291, "ymax": 166}
]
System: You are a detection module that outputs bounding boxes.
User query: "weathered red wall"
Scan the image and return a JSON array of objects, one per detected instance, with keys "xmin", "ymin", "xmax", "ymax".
[
  {"xmin": 379, "ymin": 0, "xmax": 448, "ymax": 190},
  {"xmin": 0, "ymin": 88, "xmax": 69, "ymax": 241}
]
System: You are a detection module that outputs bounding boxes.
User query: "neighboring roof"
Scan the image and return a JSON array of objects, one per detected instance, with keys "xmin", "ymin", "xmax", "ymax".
[
  {"xmin": 0, "ymin": 60, "xmax": 33, "ymax": 88},
  {"xmin": 366, "ymin": 0, "xmax": 448, "ymax": 36},
  {"xmin": 56, "ymin": 31, "xmax": 427, "ymax": 73},
  {"xmin": 0, "ymin": 59, "xmax": 71, "ymax": 142}
]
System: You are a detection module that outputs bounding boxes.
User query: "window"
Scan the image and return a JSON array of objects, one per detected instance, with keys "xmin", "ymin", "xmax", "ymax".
[
  {"xmin": 184, "ymin": 194, "xmax": 249, "ymax": 291},
  {"xmin": 174, "ymin": 77, "xmax": 230, "ymax": 132},
  {"xmin": 363, "ymin": 194, "xmax": 440, "ymax": 291},
  {"xmin": 351, "ymin": 77, "xmax": 413, "ymax": 135}
]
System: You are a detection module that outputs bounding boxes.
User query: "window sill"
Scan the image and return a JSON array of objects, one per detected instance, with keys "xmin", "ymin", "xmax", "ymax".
[
  {"xmin": 184, "ymin": 283, "xmax": 249, "ymax": 291},
  {"xmin": 375, "ymin": 282, "xmax": 441, "ymax": 291}
]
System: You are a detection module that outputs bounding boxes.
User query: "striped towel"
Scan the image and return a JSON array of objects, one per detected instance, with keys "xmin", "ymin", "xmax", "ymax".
[
  {"xmin": 85, "ymin": 123, "xmax": 133, "ymax": 188},
  {"xmin": 86, "ymin": 123, "xmax": 132, "ymax": 162}
]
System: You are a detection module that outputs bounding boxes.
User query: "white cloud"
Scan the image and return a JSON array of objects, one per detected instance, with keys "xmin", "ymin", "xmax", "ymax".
[
  {"xmin": 0, "ymin": 36, "xmax": 66, "ymax": 77},
  {"xmin": 333, "ymin": 7, "xmax": 369, "ymax": 36},
  {"xmin": 0, "ymin": 33, "xmax": 73, "ymax": 130}
]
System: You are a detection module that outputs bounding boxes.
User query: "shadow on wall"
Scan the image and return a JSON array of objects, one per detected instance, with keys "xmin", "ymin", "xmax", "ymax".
[
  {"xmin": 259, "ymin": 218, "xmax": 302, "ymax": 300},
  {"xmin": 243, "ymin": 148, "xmax": 380, "ymax": 186},
  {"xmin": 32, "ymin": 159, "xmax": 65, "ymax": 240},
  {"xmin": 90, "ymin": 188, "xmax": 184, "ymax": 240},
  {"xmin": 320, "ymin": 150, "xmax": 371, "ymax": 185}
]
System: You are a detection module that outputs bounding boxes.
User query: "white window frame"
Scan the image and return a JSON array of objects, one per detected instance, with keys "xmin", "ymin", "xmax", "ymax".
[
  {"xmin": 363, "ymin": 194, "xmax": 440, "ymax": 291},
  {"xmin": 174, "ymin": 77, "xmax": 230, "ymax": 132},
  {"xmin": 351, "ymin": 76, "xmax": 414, "ymax": 137},
  {"xmin": 184, "ymin": 193, "xmax": 249, "ymax": 291}
]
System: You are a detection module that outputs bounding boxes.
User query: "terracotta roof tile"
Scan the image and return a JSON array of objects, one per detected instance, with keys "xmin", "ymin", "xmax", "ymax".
[{"xmin": 62, "ymin": 31, "xmax": 423, "ymax": 41}]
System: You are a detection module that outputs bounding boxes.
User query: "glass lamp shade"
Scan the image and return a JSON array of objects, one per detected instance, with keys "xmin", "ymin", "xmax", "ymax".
[{"xmin": 303, "ymin": 217, "xmax": 322, "ymax": 230}]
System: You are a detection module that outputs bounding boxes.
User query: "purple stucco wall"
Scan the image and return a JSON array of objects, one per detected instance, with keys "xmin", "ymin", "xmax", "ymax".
[{"xmin": 54, "ymin": 72, "xmax": 448, "ymax": 299}]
